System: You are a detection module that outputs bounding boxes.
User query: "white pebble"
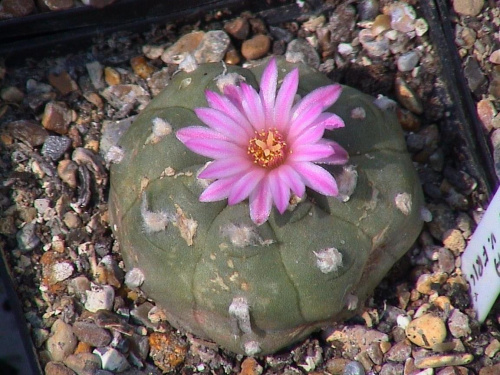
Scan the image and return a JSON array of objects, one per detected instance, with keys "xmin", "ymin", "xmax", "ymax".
[
  {"xmin": 93, "ymin": 347, "xmax": 130, "ymax": 372},
  {"xmin": 51, "ymin": 262, "xmax": 74, "ymax": 282},
  {"xmin": 338, "ymin": 43, "xmax": 354, "ymax": 56},
  {"xmin": 314, "ymin": 247, "xmax": 343, "ymax": 273},
  {"xmin": 125, "ymin": 268, "xmax": 145, "ymax": 288},
  {"xmin": 397, "ymin": 51, "xmax": 420, "ymax": 72},
  {"xmin": 85, "ymin": 283, "xmax": 115, "ymax": 312}
]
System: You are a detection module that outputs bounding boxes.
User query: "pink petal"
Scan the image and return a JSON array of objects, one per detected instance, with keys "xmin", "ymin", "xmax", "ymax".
[
  {"xmin": 249, "ymin": 176, "xmax": 273, "ymax": 225},
  {"xmin": 290, "ymin": 124, "xmax": 325, "ymax": 147},
  {"xmin": 268, "ymin": 169, "xmax": 290, "ymax": 214},
  {"xmin": 195, "ymin": 108, "xmax": 249, "ymax": 145},
  {"xmin": 278, "ymin": 164, "xmax": 305, "ymax": 198},
  {"xmin": 292, "ymin": 84, "xmax": 342, "ymax": 120},
  {"xmin": 184, "ymin": 138, "xmax": 244, "ymax": 159},
  {"xmin": 287, "ymin": 103, "xmax": 323, "ymax": 140},
  {"xmin": 176, "ymin": 126, "xmax": 228, "ymax": 144},
  {"xmin": 198, "ymin": 157, "xmax": 253, "ymax": 179},
  {"xmin": 289, "ymin": 143, "xmax": 335, "ymax": 162},
  {"xmin": 292, "ymin": 162, "xmax": 338, "ymax": 196},
  {"xmin": 224, "ymin": 85, "xmax": 244, "ymax": 111},
  {"xmin": 205, "ymin": 90, "xmax": 254, "ymax": 136},
  {"xmin": 228, "ymin": 168, "xmax": 266, "ymax": 205},
  {"xmin": 274, "ymin": 68, "xmax": 299, "ymax": 132},
  {"xmin": 315, "ymin": 113, "xmax": 345, "ymax": 130},
  {"xmin": 200, "ymin": 177, "xmax": 240, "ymax": 202},
  {"xmin": 259, "ymin": 58, "xmax": 278, "ymax": 128},
  {"xmin": 240, "ymin": 82, "xmax": 266, "ymax": 131},
  {"xmin": 315, "ymin": 140, "xmax": 349, "ymax": 165}
]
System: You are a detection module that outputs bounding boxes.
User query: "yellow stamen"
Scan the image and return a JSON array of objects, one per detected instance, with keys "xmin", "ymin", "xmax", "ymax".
[{"xmin": 247, "ymin": 128, "xmax": 288, "ymax": 168}]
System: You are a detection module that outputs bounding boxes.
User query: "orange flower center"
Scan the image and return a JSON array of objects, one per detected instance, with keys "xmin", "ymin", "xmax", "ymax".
[{"xmin": 248, "ymin": 129, "xmax": 287, "ymax": 168}]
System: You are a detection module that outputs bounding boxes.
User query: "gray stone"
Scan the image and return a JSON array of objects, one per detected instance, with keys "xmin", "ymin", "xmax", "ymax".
[
  {"xmin": 63, "ymin": 353, "xmax": 102, "ymax": 375},
  {"xmin": 73, "ymin": 321, "xmax": 112, "ymax": 347},
  {"xmin": 343, "ymin": 361, "xmax": 366, "ymax": 375},
  {"xmin": 397, "ymin": 51, "xmax": 420, "ymax": 72},
  {"xmin": 286, "ymin": 39, "xmax": 321, "ymax": 68},
  {"xmin": 16, "ymin": 222, "xmax": 40, "ymax": 251},
  {"xmin": 193, "ymin": 30, "xmax": 230, "ymax": 64},
  {"xmin": 46, "ymin": 319, "xmax": 78, "ymax": 362},
  {"xmin": 42, "ymin": 136, "xmax": 72, "ymax": 161}
]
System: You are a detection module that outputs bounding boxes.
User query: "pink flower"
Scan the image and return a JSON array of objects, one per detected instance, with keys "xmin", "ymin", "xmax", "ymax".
[{"xmin": 176, "ymin": 58, "xmax": 348, "ymax": 225}]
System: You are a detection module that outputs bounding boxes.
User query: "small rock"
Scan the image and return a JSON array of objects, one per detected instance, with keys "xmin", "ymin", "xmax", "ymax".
[
  {"xmin": 285, "ymin": 38, "xmax": 320, "ymax": 68},
  {"xmin": 100, "ymin": 84, "xmax": 150, "ymax": 113},
  {"xmin": 50, "ymin": 262, "xmax": 74, "ymax": 283},
  {"xmin": 437, "ymin": 367, "xmax": 469, "ymax": 375},
  {"xmin": 241, "ymin": 34, "xmax": 271, "ymax": 61},
  {"xmin": 48, "ymin": 71, "xmax": 79, "ymax": 95},
  {"xmin": 437, "ymin": 247, "xmax": 455, "ymax": 274},
  {"xmin": 239, "ymin": 357, "xmax": 262, "ymax": 375},
  {"xmin": 479, "ymin": 363, "xmax": 500, "ymax": 375},
  {"xmin": 130, "ymin": 56, "xmax": 155, "ymax": 79},
  {"xmin": 442, "ymin": 229, "xmax": 466, "ymax": 255},
  {"xmin": 93, "ymin": 347, "xmax": 130, "ymax": 372},
  {"xmin": 358, "ymin": 29, "xmax": 389, "ymax": 57},
  {"xmin": 124, "ymin": 268, "xmax": 145, "ymax": 288},
  {"xmin": 453, "ymin": 0, "xmax": 484, "ymax": 16},
  {"xmin": 73, "ymin": 321, "xmax": 112, "ymax": 347},
  {"xmin": 86, "ymin": 61, "xmax": 105, "ymax": 90},
  {"xmin": 371, "ymin": 14, "xmax": 391, "ymax": 36},
  {"xmin": 63, "ymin": 211, "xmax": 82, "ymax": 228},
  {"xmin": 343, "ymin": 361, "xmax": 366, "ymax": 375},
  {"xmin": 1, "ymin": 86, "xmax": 24, "ymax": 102},
  {"xmin": 492, "ymin": 129, "xmax": 500, "ymax": 179},
  {"xmin": 447, "ymin": 309, "xmax": 471, "ymax": 338},
  {"xmin": 326, "ymin": 326, "xmax": 389, "ymax": 351},
  {"xmin": 464, "ymin": 57, "xmax": 486, "ymax": 93},
  {"xmin": 395, "ymin": 77, "xmax": 423, "ymax": 115},
  {"xmin": 5, "ymin": 120, "xmax": 49, "ymax": 147},
  {"xmin": 45, "ymin": 362, "xmax": 76, "ymax": 375},
  {"xmin": 85, "ymin": 283, "xmax": 115, "ymax": 312},
  {"xmin": 58, "ymin": 160, "xmax": 79, "ymax": 188},
  {"xmin": 489, "ymin": 49, "xmax": 500, "ymax": 64},
  {"xmin": 405, "ymin": 314, "xmax": 447, "ymax": 349},
  {"xmin": 357, "ymin": 0, "xmax": 379, "ymax": 20},
  {"xmin": 142, "ymin": 44, "xmax": 165, "ymax": 60},
  {"xmin": 396, "ymin": 108, "xmax": 420, "ymax": 132},
  {"xmin": 414, "ymin": 18, "xmax": 429, "ymax": 37},
  {"xmin": 397, "ymin": 51, "xmax": 419, "ymax": 72},
  {"xmin": 42, "ymin": 136, "xmax": 72, "ymax": 161},
  {"xmin": 385, "ymin": 340, "xmax": 411, "ymax": 362},
  {"xmin": 17, "ymin": 222, "xmax": 40, "ymax": 251},
  {"xmin": 477, "ymin": 98, "xmax": 497, "ymax": 132},
  {"xmin": 46, "ymin": 319, "xmax": 78, "ymax": 362},
  {"xmin": 193, "ymin": 30, "xmax": 230, "ymax": 63},
  {"xmin": 366, "ymin": 342, "xmax": 384, "ymax": 365},
  {"xmin": 104, "ymin": 67, "xmax": 121, "ymax": 86},
  {"xmin": 414, "ymin": 353, "xmax": 474, "ymax": 368},
  {"xmin": 63, "ymin": 353, "xmax": 102, "ymax": 375},
  {"xmin": 81, "ymin": 0, "xmax": 116, "ymax": 8},
  {"xmin": 379, "ymin": 363, "xmax": 404, "ymax": 375},
  {"xmin": 388, "ymin": 2, "xmax": 416, "ymax": 33},
  {"xmin": 149, "ymin": 332, "xmax": 188, "ymax": 373},
  {"xmin": 161, "ymin": 31, "xmax": 205, "ymax": 64},
  {"xmin": 0, "ymin": 0, "xmax": 35, "ymax": 18},
  {"xmin": 42, "ymin": 101, "xmax": 73, "ymax": 135},
  {"xmin": 485, "ymin": 339, "xmax": 500, "ymax": 358},
  {"xmin": 415, "ymin": 272, "xmax": 447, "ymax": 295},
  {"xmin": 224, "ymin": 17, "xmax": 249, "ymax": 40}
]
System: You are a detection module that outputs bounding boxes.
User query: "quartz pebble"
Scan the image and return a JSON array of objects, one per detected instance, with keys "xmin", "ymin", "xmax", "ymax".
[
  {"xmin": 397, "ymin": 51, "xmax": 419, "ymax": 72},
  {"xmin": 414, "ymin": 353, "xmax": 474, "ymax": 368},
  {"xmin": 93, "ymin": 347, "xmax": 130, "ymax": 372},
  {"xmin": 46, "ymin": 319, "xmax": 78, "ymax": 362},
  {"xmin": 86, "ymin": 61, "xmax": 105, "ymax": 90},
  {"xmin": 453, "ymin": 0, "xmax": 484, "ymax": 16},
  {"xmin": 85, "ymin": 284, "xmax": 115, "ymax": 312},
  {"xmin": 242, "ymin": 34, "xmax": 271, "ymax": 60},
  {"xmin": 447, "ymin": 309, "xmax": 471, "ymax": 338},
  {"xmin": 193, "ymin": 30, "xmax": 230, "ymax": 63},
  {"xmin": 125, "ymin": 267, "xmax": 145, "ymax": 288},
  {"xmin": 405, "ymin": 314, "xmax": 447, "ymax": 349},
  {"xmin": 285, "ymin": 38, "xmax": 320, "ymax": 68},
  {"xmin": 17, "ymin": 222, "xmax": 40, "ymax": 251},
  {"xmin": 388, "ymin": 3, "xmax": 416, "ymax": 33}
]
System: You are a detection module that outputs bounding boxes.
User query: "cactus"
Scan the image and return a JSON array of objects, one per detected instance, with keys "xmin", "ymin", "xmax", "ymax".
[{"xmin": 109, "ymin": 57, "xmax": 424, "ymax": 356}]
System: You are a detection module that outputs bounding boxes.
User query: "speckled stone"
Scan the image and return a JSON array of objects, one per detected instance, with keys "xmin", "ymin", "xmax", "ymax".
[
  {"xmin": 46, "ymin": 319, "xmax": 78, "ymax": 362},
  {"xmin": 447, "ymin": 309, "xmax": 471, "ymax": 338},
  {"xmin": 45, "ymin": 362, "xmax": 76, "ymax": 375},
  {"xmin": 385, "ymin": 340, "xmax": 411, "ymax": 362},
  {"xmin": 63, "ymin": 353, "xmax": 102, "ymax": 374},
  {"xmin": 405, "ymin": 314, "xmax": 447, "ymax": 349},
  {"xmin": 453, "ymin": 0, "xmax": 484, "ymax": 16},
  {"xmin": 414, "ymin": 353, "xmax": 474, "ymax": 369},
  {"xmin": 73, "ymin": 321, "xmax": 112, "ymax": 347}
]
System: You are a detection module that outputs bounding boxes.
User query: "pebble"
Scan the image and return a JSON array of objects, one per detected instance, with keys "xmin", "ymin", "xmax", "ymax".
[
  {"xmin": 0, "ymin": 0, "xmax": 35, "ymax": 18},
  {"xmin": 130, "ymin": 56, "xmax": 154, "ymax": 79},
  {"xmin": 224, "ymin": 17, "xmax": 249, "ymax": 40},
  {"xmin": 384, "ymin": 340, "xmax": 411, "ymax": 362},
  {"xmin": 480, "ymin": 363, "xmax": 500, "ymax": 375},
  {"xmin": 357, "ymin": 0, "xmax": 379, "ymax": 21},
  {"xmin": 85, "ymin": 283, "xmax": 115, "ymax": 312},
  {"xmin": 58, "ymin": 159, "xmax": 79, "ymax": 188},
  {"xmin": 93, "ymin": 347, "xmax": 130, "ymax": 372},
  {"xmin": 193, "ymin": 30, "xmax": 230, "ymax": 63},
  {"xmin": 477, "ymin": 98, "xmax": 497, "ymax": 132},
  {"xmin": 42, "ymin": 136, "xmax": 72, "ymax": 161},
  {"xmin": 45, "ymin": 362, "xmax": 76, "ymax": 375},
  {"xmin": 464, "ymin": 57, "xmax": 486, "ymax": 93},
  {"xmin": 437, "ymin": 247, "xmax": 455, "ymax": 274},
  {"xmin": 492, "ymin": 129, "xmax": 500, "ymax": 179},
  {"xmin": 50, "ymin": 261, "xmax": 74, "ymax": 283},
  {"xmin": 224, "ymin": 48, "xmax": 241, "ymax": 65},
  {"xmin": 447, "ymin": 309, "xmax": 471, "ymax": 338},
  {"xmin": 103, "ymin": 67, "xmax": 121, "ymax": 86},
  {"xmin": 405, "ymin": 314, "xmax": 447, "ymax": 349},
  {"xmin": 63, "ymin": 352, "xmax": 102, "ymax": 375},
  {"xmin": 379, "ymin": 363, "xmax": 404, "ymax": 375},
  {"xmin": 388, "ymin": 2, "xmax": 416, "ymax": 33},
  {"xmin": 414, "ymin": 18, "xmax": 429, "ymax": 37},
  {"xmin": 414, "ymin": 353, "xmax": 474, "ymax": 368},
  {"xmin": 239, "ymin": 357, "xmax": 262, "ymax": 375},
  {"xmin": 326, "ymin": 358, "xmax": 351, "ymax": 374},
  {"xmin": 17, "ymin": 222, "xmax": 40, "ymax": 251},
  {"xmin": 366, "ymin": 342, "xmax": 384, "ymax": 365},
  {"xmin": 85, "ymin": 61, "xmax": 105, "ymax": 90},
  {"xmin": 42, "ymin": 101, "xmax": 73, "ymax": 135},
  {"xmin": 395, "ymin": 77, "xmax": 423, "ymax": 115},
  {"xmin": 326, "ymin": 326, "xmax": 389, "ymax": 351},
  {"xmin": 241, "ymin": 34, "xmax": 271, "ymax": 60},
  {"xmin": 358, "ymin": 29, "xmax": 389, "ymax": 57},
  {"xmin": 397, "ymin": 51, "xmax": 419, "ymax": 72},
  {"xmin": 161, "ymin": 31, "xmax": 204, "ymax": 64},
  {"xmin": 73, "ymin": 321, "xmax": 112, "ymax": 347},
  {"xmin": 415, "ymin": 272, "xmax": 447, "ymax": 295},
  {"xmin": 149, "ymin": 332, "xmax": 188, "ymax": 372},
  {"xmin": 286, "ymin": 38, "xmax": 320, "ymax": 68},
  {"xmin": 46, "ymin": 319, "xmax": 78, "ymax": 362},
  {"xmin": 5, "ymin": 120, "xmax": 49, "ymax": 147},
  {"xmin": 1, "ymin": 86, "xmax": 24, "ymax": 102},
  {"xmin": 124, "ymin": 268, "xmax": 145, "ymax": 288},
  {"xmin": 343, "ymin": 360, "xmax": 366, "ymax": 375},
  {"xmin": 371, "ymin": 14, "xmax": 391, "ymax": 37},
  {"xmin": 63, "ymin": 211, "xmax": 82, "ymax": 228},
  {"xmin": 485, "ymin": 338, "xmax": 500, "ymax": 358},
  {"xmin": 48, "ymin": 71, "xmax": 79, "ymax": 95},
  {"xmin": 148, "ymin": 68, "xmax": 170, "ymax": 96},
  {"xmin": 442, "ymin": 229, "xmax": 466, "ymax": 255},
  {"xmin": 453, "ymin": 0, "xmax": 484, "ymax": 16},
  {"xmin": 437, "ymin": 367, "xmax": 469, "ymax": 375}
]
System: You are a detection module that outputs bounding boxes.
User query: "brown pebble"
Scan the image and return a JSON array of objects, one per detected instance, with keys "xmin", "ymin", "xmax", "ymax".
[
  {"xmin": 48, "ymin": 71, "xmax": 79, "ymax": 95},
  {"xmin": 6, "ymin": 120, "xmax": 49, "ymax": 147},
  {"xmin": 225, "ymin": 48, "xmax": 241, "ymax": 65},
  {"xmin": 73, "ymin": 320, "xmax": 112, "ymax": 347},
  {"xmin": 58, "ymin": 160, "xmax": 78, "ymax": 188},
  {"xmin": 385, "ymin": 340, "xmax": 411, "ymax": 362},
  {"xmin": 489, "ymin": 49, "xmax": 500, "ymax": 64},
  {"xmin": 395, "ymin": 77, "xmax": 423, "ymax": 115},
  {"xmin": 41, "ymin": 0, "xmax": 74, "ymax": 11},
  {"xmin": 45, "ymin": 361, "xmax": 76, "ymax": 375},
  {"xmin": 0, "ymin": 0, "xmax": 35, "ymax": 18},
  {"xmin": 241, "ymin": 34, "xmax": 271, "ymax": 60},
  {"xmin": 479, "ymin": 363, "xmax": 500, "ymax": 375},
  {"xmin": 130, "ymin": 56, "xmax": 155, "ymax": 79},
  {"xmin": 104, "ymin": 67, "xmax": 121, "ymax": 86},
  {"xmin": 477, "ymin": 98, "xmax": 497, "ymax": 132},
  {"xmin": 442, "ymin": 229, "xmax": 466, "ymax": 255},
  {"xmin": 414, "ymin": 353, "xmax": 474, "ymax": 368},
  {"xmin": 74, "ymin": 341, "xmax": 92, "ymax": 354},
  {"xmin": 161, "ymin": 31, "xmax": 205, "ymax": 64},
  {"xmin": 437, "ymin": 366, "xmax": 470, "ymax": 375},
  {"xmin": 448, "ymin": 309, "xmax": 471, "ymax": 338},
  {"xmin": 83, "ymin": 92, "xmax": 103, "ymax": 109},
  {"xmin": 433, "ymin": 296, "xmax": 453, "ymax": 311},
  {"xmin": 239, "ymin": 357, "xmax": 261, "ymax": 375},
  {"xmin": 485, "ymin": 338, "xmax": 500, "ymax": 358},
  {"xmin": 63, "ymin": 353, "xmax": 101, "ymax": 374},
  {"xmin": 397, "ymin": 107, "xmax": 420, "ymax": 132},
  {"xmin": 1, "ymin": 86, "xmax": 24, "ymax": 102},
  {"xmin": 415, "ymin": 272, "xmax": 447, "ymax": 295},
  {"xmin": 452, "ymin": 0, "xmax": 484, "ymax": 17},
  {"xmin": 371, "ymin": 14, "xmax": 391, "ymax": 36},
  {"xmin": 63, "ymin": 211, "xmax": 82, "ymax": 229},
  {"xmin": 405, "ymin": 314, "xmax": 447, "ymax": 349},
  {"xmin": 326, "ymin": 358, "xmax": 350, "ymax": 374},
  {"xmin": 224, "ymin": 17, "xmax": 250, "ymax": 40},
  {"xmin": 149, "ymin": 332, "xmax": 188, "ymax": 372},
  {"xmin": 42, "ymin": 101, "xmax": 72, "ymax": 135}
]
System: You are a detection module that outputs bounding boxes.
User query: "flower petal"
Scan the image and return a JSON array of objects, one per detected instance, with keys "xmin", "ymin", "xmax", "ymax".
[
  {"xmin": 292, "ymin": 84, "xmax": 342, "ymax": 120},
  {"xmin": 290, "ymin": 124, "xmax": 325, "ymax": 147},
  {"xmin": 200, "ymin": 177, "xmax": 240, "ymax": 202},
  {"xmin": 274, "ymin": 68, "xmax": 299, "ymax": 132},
  {"xmin": 278, "ymin": 164, "xmax": 305, "ymax": 198},
  {"xmin": 315, "ymin": 112, "xmax": 345, "ymax": 130},
  {"xmin": 289, "ymin": 143, "xmax": 335, "ymax": 162},
  {"xmin": 228, "ymin": 168, "xmax": 266, "ymax": 205},
  {"xmin": 287, "ymin": 103, "xmax": 323, "ymax": 140},
  {"xmin": 184, "ymin": 138, "xmax": 244, "ymax": 159},
  {"xmin": 198, "ymin": 157, "xmax": 253, "ymax": 179},
  {"xmin": 292, "ymin": 162, "xmax": 338, "ymax": 196},
  {"xmin": 269, "ymin": 169, "xmax": 290, "ymax": 214},
  {"xmin": 259, "ymin": 58, "xmax": 278, "ymax": 128},
  {"xmin": 224, "ymin": 85, "xmax": 244, "ymax": 111},
  {"xmin": 176, "ymin": 126, "xmax": 227, "ymax": 144},
  {"xmin": 315, "ymin": 140, "xmax": 349, "ymax": 165},
  {"xmin": 205, "ymin": 90, "xmax": 254, "ymax": 136},
  {"xmin": 195, "ymin": 108, "xmax": 249, "ymax": 145},
  {"xmin": 249, "ymin": 176, "xmax": 273, "ymax": 225},
  {"xmin": 240, "ymin": 82, "xmax": 266, "ymax": 131}
]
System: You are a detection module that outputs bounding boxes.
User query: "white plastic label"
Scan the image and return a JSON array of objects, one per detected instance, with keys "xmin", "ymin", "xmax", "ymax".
[{"xmin": 461, "ymin": 187, "xmax": 500, "ymax": 323}]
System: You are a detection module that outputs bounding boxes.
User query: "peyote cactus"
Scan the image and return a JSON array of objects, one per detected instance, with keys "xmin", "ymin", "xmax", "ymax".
[{"xmin": 109, "ymin": 57, "xmax": 424, "ymax": 356}]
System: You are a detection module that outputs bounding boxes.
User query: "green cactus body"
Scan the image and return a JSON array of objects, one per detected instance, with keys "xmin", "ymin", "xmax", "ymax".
[{"xmin": 109, "ymin": 58, "xmax": 424, "ymax": 355}]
